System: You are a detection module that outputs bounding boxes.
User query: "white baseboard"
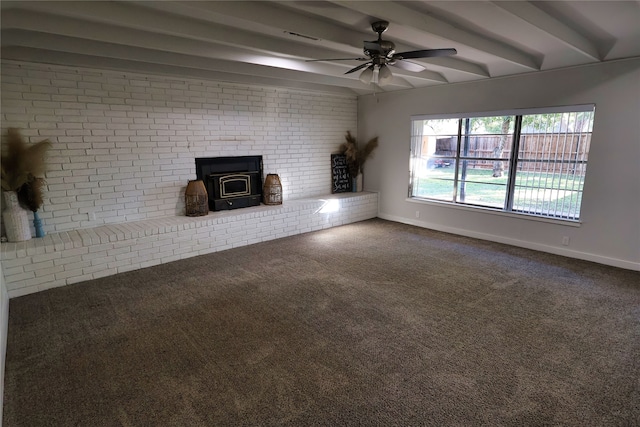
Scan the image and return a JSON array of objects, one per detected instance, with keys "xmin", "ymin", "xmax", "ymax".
[{"xmin": 379, "ymin": 213, "xmax": 640, "ymax": 271}]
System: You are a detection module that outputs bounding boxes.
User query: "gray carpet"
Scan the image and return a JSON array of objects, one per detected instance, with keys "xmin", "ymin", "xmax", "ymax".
[{"xmin": 4, "ymin": 218, "xmax": 640, "ymax": 426}]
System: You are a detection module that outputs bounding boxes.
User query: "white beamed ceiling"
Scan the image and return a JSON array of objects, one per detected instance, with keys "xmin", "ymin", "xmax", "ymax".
[{"xmin": 1, "ymin": 1, "xmax": 639, "ymax": 94}]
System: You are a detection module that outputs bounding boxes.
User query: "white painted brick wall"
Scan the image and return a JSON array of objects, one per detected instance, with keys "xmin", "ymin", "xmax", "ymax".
[
  {"xmin": 1, "ymin": 192, "xmax": 378, "ymax": 298},
  {"xmin": 1, "ymin": 60, "xmax": 357, "ymax": 235}
]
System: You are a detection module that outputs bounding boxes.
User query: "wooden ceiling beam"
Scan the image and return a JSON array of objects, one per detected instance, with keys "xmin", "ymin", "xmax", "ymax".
[
  {"xmin": 493, "ymin": 1, "xmax": 600, "ymax": 61},
  {"xmin": 2, "ymin": 8, "xmax": 448, "ymax": 85}
]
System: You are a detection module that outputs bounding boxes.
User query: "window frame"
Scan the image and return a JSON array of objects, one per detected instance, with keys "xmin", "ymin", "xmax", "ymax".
[{"xmin": 409, "ymin": 105, "xmax": 595, "ymax": 222}]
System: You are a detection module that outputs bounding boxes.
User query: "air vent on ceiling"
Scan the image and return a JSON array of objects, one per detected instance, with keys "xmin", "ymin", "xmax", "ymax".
[{"xmin": 284, "ymin": 31, "xmax": 320, "ymax": 41}]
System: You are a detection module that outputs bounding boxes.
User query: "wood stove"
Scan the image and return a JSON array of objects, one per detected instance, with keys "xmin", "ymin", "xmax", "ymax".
[{"xmin": 195, "ymin": 156, "xmax": 263, "ymax": 211}]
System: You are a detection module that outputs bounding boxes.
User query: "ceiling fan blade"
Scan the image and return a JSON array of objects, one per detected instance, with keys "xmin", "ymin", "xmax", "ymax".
[
  {"xmin": 394, "ymin": 48, "xmax": 457, "ymax": 60},
  {"xmin": 345, "ymin": 62, "xmax": 373, "ymax": 74},
  {"xmin": 390, "ymin": 60, "xmax": 425, "ymax": 73},
  {"xmin": 306, "ymin": 57, "xmax": 368, "ymax": 62}
]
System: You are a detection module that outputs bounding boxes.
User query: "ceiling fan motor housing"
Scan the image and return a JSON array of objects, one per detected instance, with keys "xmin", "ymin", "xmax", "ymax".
[
  {"xmin": 366, "ymin": 21, "xmax": 395, "ymax": 59},
  {"xmin": 364, "ymin": 41, "xmax": 395, "ymax": 59}
]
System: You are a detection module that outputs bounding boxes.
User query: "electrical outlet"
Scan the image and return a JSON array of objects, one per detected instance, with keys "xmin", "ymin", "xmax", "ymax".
[
  {"xmin": 562, "ymin": 236, "xmax": 570, "ymax": 246},
  {"xmin": 415, "ymin": 211, "xmax": 420, "ymax": 218}
]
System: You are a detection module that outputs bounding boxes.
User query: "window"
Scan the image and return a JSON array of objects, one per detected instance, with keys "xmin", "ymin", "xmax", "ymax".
[{"xmin": 410, "ymin": 106, "xmax": 595, "ymax": 221}]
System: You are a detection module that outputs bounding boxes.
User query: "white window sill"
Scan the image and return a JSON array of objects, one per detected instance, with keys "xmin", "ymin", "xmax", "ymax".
[{"xmin": 406, "ymin": 197, "xmax": 582, "ymax": 227}]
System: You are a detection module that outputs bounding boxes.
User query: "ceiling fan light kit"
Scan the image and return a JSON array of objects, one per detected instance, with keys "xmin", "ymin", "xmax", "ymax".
[
  {"xmin": 359, "ymin": 65, "xmax": 375, "ymax": 84},
  {"xmin": 377, "ymin": 64, "xmax": 393, "ymax": 86},
  {"xmin": 307, "ymin": 20, "xmax": 457, "ymax": 87}
]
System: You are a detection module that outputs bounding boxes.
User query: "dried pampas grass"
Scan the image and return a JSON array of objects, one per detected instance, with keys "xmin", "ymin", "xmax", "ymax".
[
  {"xmin": 339, "ymin": 131, "xmax": 378, "ymax": 178},
  {"xmin": 18, "ymin": 176, "xmax": 46, "ymax": 212},
  {"xmin": 1, "ymin": 128, "xmax": 51, "ymax": 211}
]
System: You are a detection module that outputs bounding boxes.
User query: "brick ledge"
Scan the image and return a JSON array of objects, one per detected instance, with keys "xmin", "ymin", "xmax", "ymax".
[{"xmin": 1, "ymin": 192, "xmax": 378, "ymax": 297}]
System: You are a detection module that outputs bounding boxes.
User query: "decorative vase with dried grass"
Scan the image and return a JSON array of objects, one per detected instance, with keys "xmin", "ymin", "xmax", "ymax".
[
  {"xmin": 19, "ymin": 177, "xmax": 47, "ymax": 237},
  {"xmin": 1, "ymin": 128, "xmax": 51, "ymax": 241},
  {"xmin": 2, "ymin": 191, "xmax": 31, "ymax": 242},
  {"xmin": 339, "ymin": 131, "xmax": 378, "ymax": 192}
]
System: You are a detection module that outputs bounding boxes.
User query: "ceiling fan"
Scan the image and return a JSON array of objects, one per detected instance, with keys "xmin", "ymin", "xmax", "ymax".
[{"xmin": 307, "ymin": 20, "xmax": 457, "ymax": 86}]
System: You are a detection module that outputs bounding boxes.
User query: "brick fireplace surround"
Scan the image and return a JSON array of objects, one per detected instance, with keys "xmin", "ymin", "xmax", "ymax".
[{"xmin": 1, "ymin": 60, "xmax": 376, "ymax": 297}]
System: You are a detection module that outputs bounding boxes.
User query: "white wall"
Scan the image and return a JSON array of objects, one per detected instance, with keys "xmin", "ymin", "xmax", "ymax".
[
  {"xmin": 359, "ymin": 59, "xmax": 640, "ymax": 270},
  {"xmin": 1, "ymin": 60, "xmax": 357, "ymax": 235}
]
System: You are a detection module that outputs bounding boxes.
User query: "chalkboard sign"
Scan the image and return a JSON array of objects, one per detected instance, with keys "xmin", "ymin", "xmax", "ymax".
[{"xmin": 331, "ymin": 154, "xmax": 352, "ymax": 193}]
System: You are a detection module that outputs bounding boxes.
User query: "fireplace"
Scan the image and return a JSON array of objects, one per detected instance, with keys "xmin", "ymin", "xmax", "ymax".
[{"xmin": 195, "ymin": 156, "xmax": 263, "ymax": 211}]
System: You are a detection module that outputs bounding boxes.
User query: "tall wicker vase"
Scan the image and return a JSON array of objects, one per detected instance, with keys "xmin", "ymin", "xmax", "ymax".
[
  {"xmin": 3, "ymin": 191, "xmax": 32, "ymax": 242},
  {"xmin": 263, "ymin": 174, "xmax": 282, "ymax": 205},
  {"xmin": 185, "ymin": 180, "xmax": 209, "ymax": 216}
]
